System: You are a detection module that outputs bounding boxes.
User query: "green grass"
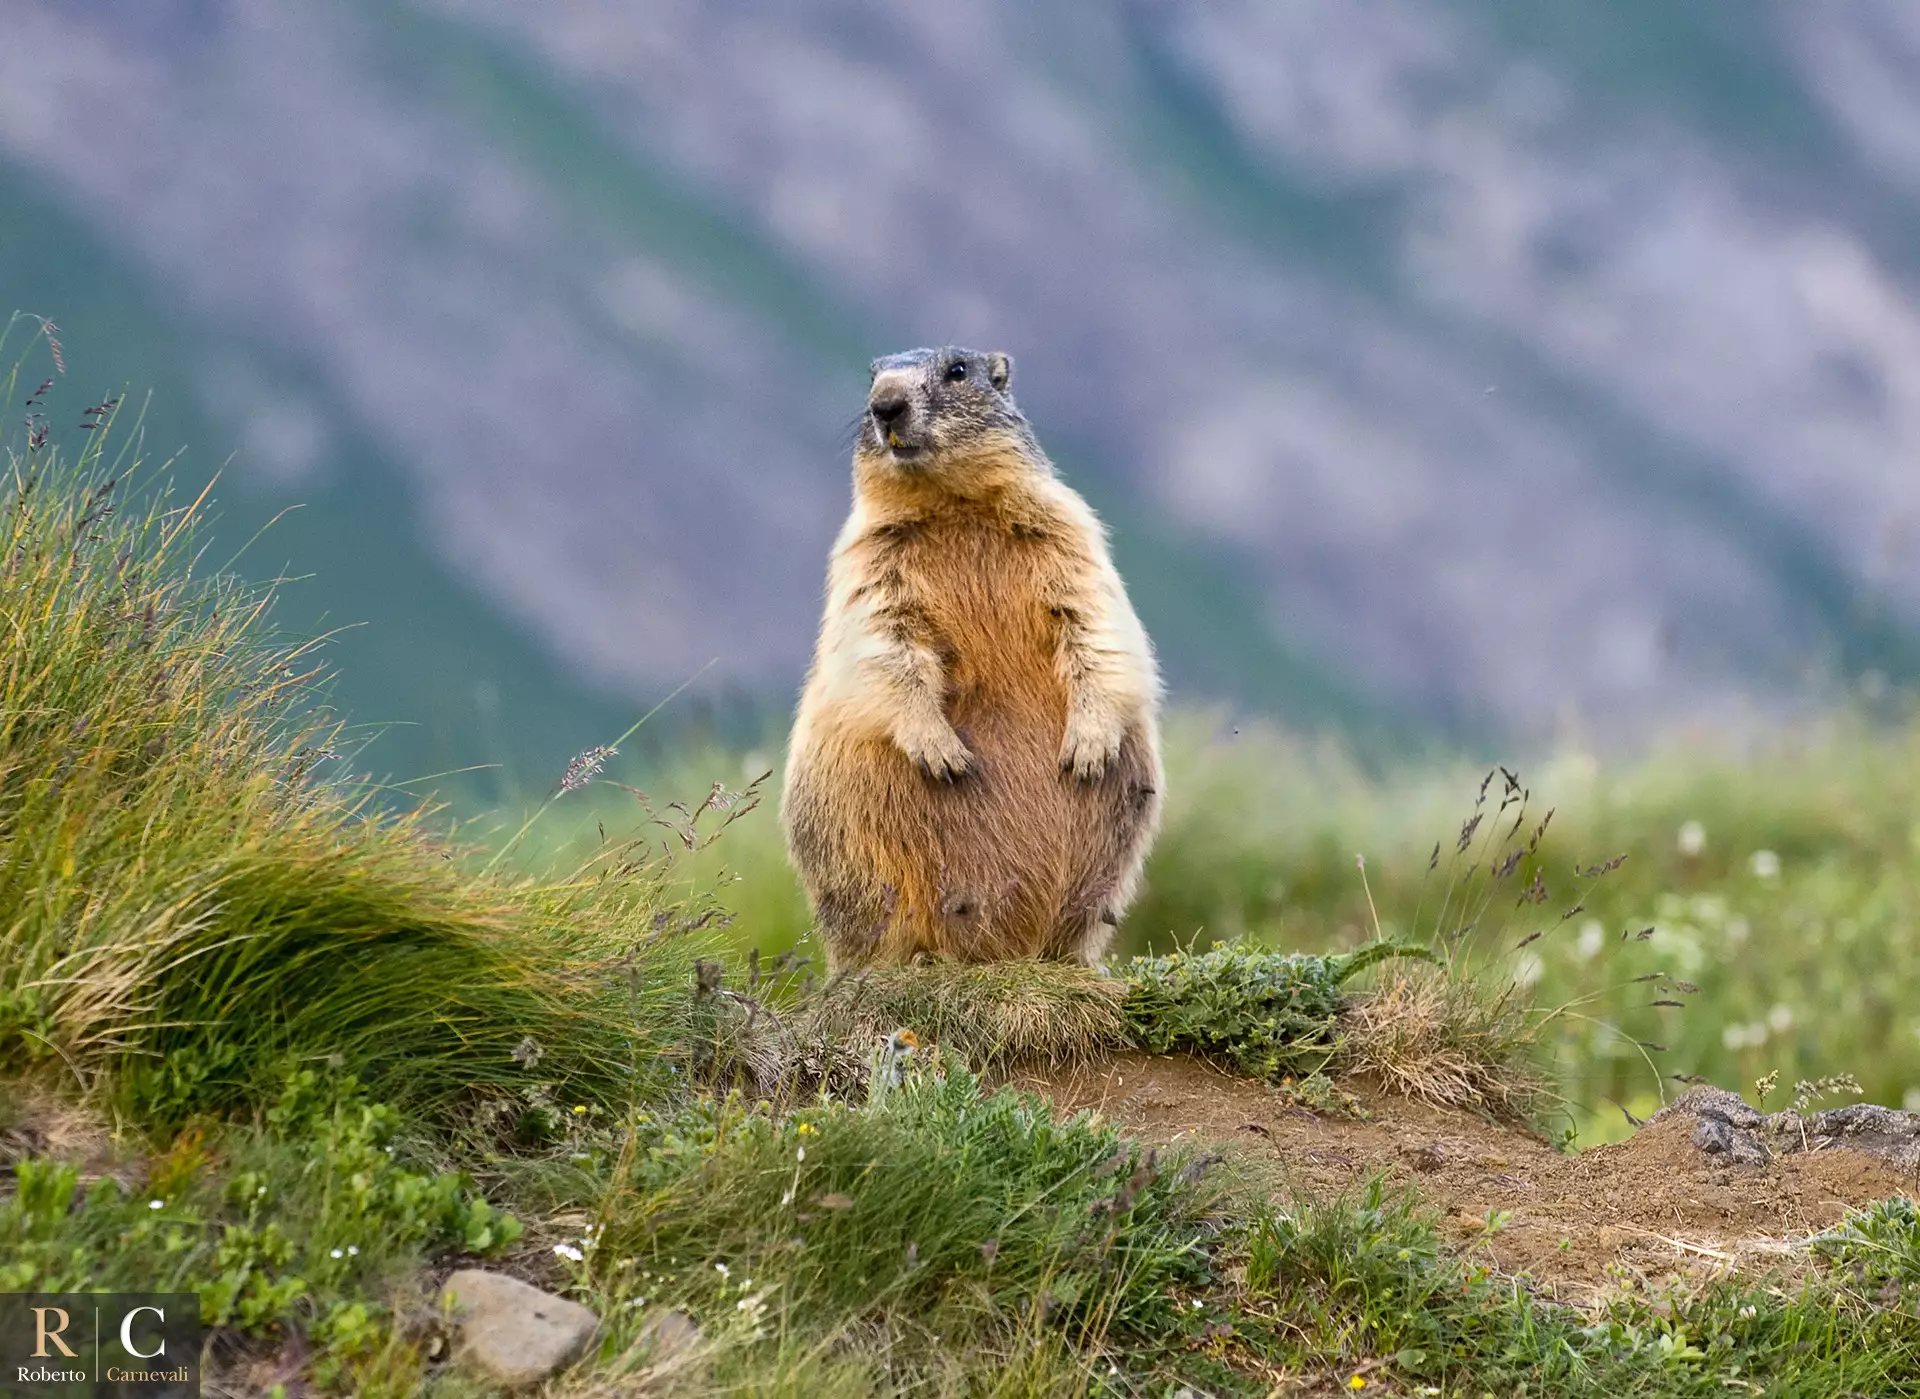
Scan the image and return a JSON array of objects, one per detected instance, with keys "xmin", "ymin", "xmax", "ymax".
[
  {"xmin": 1234, "ymin": 1177, "xmax": 1920, "ymax": 1397},
  {"xmin": 0, "ymin": 332, "xmax": 703, "ymax": 1124},
  {"xmin": 6, "ymin": 353, "xmax": 1920, "ymax": 1395},
  {"xmin": 540, "ymin": 1062, "xmax": 1226, "ymax": 1395}
]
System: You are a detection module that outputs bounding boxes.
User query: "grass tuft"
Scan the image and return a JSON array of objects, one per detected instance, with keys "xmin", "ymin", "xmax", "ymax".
[
  {"xmin": 797, "ymin": 961, "xmax": 1130, "ymax": 1075},
  {"xmin": 0, "ymin": 323, "xmax": 697, "ymax": 1123},
  {"xmin": 1338, "ymin": 964, "xmax": 1547, "ymax": 1122}
]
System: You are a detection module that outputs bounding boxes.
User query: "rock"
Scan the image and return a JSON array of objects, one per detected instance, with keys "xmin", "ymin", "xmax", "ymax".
[
  {"xmin": 1692, "ymin": 1110, "xmax": 1768, "ymax": 1165},
  {"xmin": 634, "ymin": 1308, "xmax": 702, "ymax": 1362},
  {"xmin": 1654, "ymin": 1085, "xmax": 1920, "ymax": 1170},
  {"xmin": 440, "ymin": 1269, "xmax": 599, "ymax": 1388}
]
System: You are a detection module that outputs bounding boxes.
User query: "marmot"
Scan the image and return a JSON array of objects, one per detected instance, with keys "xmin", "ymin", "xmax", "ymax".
[{"xmin": 781, "ymin": 347, "xmax": 1163, "ymax": 970}]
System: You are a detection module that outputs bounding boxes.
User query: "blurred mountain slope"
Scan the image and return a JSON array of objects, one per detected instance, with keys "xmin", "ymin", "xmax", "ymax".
[{"xmin": 3, "ymin": 0, "xmax": 1918, "ymax": 778}]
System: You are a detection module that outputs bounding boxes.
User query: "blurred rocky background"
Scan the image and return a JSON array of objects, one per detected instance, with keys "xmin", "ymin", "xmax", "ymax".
[{"xmin": 5, "ymin": 0, "xmax": 1919, "ymax": 791}]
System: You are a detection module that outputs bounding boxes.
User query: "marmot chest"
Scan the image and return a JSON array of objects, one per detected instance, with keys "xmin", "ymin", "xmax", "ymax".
[{"xmin": 892, "ymin": 520, "xmax": 1062, "ymax": 715}]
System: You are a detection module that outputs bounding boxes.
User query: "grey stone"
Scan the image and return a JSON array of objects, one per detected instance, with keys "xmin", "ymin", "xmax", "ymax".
[
  {"xmin": 634, "ymin": 1308, "xmax": 702, "ymax": 1361},
  {"xmin": 441, "ymin": 1269, "xmax": 599, "ymax": 1388},
  {"xmin": 1692, "ymin": 1109, "xmax": 1769, "ymax": 1165},
  {"xmin": 1654, "ymin": 1085, "xmax": 1920, "ymax": 1170}
]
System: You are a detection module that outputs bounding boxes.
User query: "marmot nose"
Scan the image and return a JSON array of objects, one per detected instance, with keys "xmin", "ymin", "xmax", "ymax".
[{"xmin": 870, "ymin": 392, "xmax": 909, "ymax": 427}]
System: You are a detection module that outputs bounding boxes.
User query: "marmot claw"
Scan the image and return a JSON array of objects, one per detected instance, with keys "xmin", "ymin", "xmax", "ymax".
[
  {"xmin": 903, "ymin": 726, "xmax": 974, "ymax": 782},
  {"xmin": 1058, "ymin": 717, "xmax": 1123, "ymax": 781}
]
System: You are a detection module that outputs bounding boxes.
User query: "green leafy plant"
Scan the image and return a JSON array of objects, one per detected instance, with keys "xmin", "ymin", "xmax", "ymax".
[
  {"xmin": 1812, "ymin": 1196, "xmax": 1920, "ymax": 1291},
  {"xmin": 1122, "ymin": 940, "xmax": 1425, "ymax": 1081}
]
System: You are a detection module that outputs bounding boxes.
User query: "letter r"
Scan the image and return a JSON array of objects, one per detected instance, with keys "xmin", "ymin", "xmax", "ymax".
[{"xmin": 32, "ymin": 1307, "xmax": 77, "ymax": 1359}]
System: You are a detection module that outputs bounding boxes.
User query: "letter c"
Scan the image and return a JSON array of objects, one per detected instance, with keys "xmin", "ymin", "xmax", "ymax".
[{"xmin": 120, "ymin": 1306, "xmax": 165, "ymax": 1360}]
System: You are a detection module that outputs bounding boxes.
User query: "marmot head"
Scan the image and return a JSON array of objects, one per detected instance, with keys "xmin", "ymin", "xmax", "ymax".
[{"xmin": 855, "ymin": 346, "xmax": 1038, "ymax": 476}]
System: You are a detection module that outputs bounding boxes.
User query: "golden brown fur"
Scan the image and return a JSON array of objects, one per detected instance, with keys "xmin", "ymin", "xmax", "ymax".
[{"xmin": 782, "ymin": 348, "xmax": 1162, "ymax": 970}]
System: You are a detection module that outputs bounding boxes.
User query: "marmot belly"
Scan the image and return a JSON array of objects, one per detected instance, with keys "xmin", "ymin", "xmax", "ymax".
[{"xmin": 785, "ymin": 618, "xmax": 1155, "ymax": 968}]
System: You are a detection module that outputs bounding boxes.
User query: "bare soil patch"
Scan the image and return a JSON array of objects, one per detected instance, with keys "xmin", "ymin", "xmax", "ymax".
[{"xmin": 1008, "ymin": 1053, "xmax": 1920, "ymax": 1301}]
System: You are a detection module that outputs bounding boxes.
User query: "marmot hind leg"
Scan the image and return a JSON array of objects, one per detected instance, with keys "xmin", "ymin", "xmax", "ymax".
[
  {"xmin": 1048, "ymin": 900, "xmax": 1122, "ymax": 967},
  {"xmin": 809, "ymin": 879, "xmax": 896, "ymax": 970},
  {"xmin": 1045, "ymin": 726, "xmax": 1162, "ymax": 965}
]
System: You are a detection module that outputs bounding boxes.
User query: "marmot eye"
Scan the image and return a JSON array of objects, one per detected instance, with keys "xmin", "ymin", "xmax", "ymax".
[{"xmin": 945, "ymin": 361, "xmax": 967, "ymax": 383}]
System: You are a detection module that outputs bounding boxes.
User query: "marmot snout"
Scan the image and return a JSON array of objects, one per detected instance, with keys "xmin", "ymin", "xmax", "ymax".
[{"xmin": 781, "ymin": 346, "xmax": 1164, "ymax": 970}]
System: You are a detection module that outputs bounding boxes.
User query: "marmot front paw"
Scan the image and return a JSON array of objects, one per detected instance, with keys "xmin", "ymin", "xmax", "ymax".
[
  {"xmin": 1058, "ymin": 712, "xmax": 1124, "ymax": 781},
  {"xmin": 900, "ymin": 723, "xmax": 974, "ymax": 782}
]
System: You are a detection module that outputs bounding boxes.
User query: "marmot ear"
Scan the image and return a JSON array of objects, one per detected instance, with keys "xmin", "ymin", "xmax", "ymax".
[{"xmin": 986, "ymin": 351, "xmax": 1013, "ymax": 391}]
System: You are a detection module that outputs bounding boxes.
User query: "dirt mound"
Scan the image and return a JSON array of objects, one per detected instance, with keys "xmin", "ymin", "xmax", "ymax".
[{"xmin": 1009, "ymin": 1054, "xmax": 1920, "ymax": 1301}]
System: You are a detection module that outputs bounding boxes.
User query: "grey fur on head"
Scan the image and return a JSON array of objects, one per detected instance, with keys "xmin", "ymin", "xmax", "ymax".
[{"xmin": 859, "ymin": 345, "xmax": 1034, "ymax": 465}]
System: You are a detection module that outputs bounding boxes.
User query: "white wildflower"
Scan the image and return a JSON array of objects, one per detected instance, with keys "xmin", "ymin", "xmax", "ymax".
[
  {"xmin": 1677, "ymin": 821, "xmax": 1706, "ymax": 857},
  {"xmin": 1750, "ymin": 850, "xmax": 1781, "ymax": 879},
  {"xmin": 553, "ymin": 1243, "xmax": 585, "ymax": 1263}
]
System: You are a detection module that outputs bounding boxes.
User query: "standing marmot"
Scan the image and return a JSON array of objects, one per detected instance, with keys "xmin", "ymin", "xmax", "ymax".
[{"xmin": 781, "ymin": 347, "xmax": 1163, "ymax": 970}]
